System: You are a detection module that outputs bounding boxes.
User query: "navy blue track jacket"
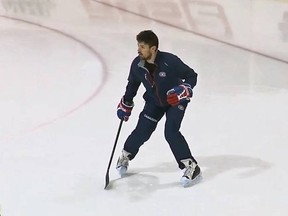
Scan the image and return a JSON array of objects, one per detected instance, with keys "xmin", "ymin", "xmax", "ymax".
[{"xmin": 123, "ymin": 50, "xmax": 198, "ymax": 107}]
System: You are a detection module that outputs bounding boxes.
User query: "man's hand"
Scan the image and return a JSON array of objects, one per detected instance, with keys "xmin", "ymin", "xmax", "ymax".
[
  {"xmin": 117, "ymin": 97, "xmax": 134, "ymax": 121},
  {"xmin": 167, "ymin": 83, "xmax": 193, "ymax": 106}
]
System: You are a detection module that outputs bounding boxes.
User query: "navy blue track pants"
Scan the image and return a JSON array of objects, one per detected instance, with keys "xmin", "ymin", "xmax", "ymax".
[{"xmin": 123, "ymin": 101, "xmax": 196, "ymax": 169}]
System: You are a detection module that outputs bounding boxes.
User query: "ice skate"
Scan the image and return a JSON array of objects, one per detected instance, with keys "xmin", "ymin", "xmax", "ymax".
[
  {"xmin": 180, "ymin": 159, "xmax": 202, "ymax": 188},
  {"xmin": 116, "ymin": 150, "xmax": 131, "ymax": 177}
]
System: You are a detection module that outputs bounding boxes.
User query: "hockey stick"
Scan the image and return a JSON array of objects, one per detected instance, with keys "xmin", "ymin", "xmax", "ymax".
[{"xmin": 104, "ymin": 119, "xmax": 124, "ymax": 189}]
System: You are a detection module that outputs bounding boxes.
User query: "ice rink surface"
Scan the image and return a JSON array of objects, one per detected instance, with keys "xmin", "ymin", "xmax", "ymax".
[{"xmin": 0, "ymin": 0, "xmax": 288, "ymax": 216}]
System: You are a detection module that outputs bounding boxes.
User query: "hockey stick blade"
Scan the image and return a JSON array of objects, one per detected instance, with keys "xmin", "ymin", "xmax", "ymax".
[
  {"xmin": 104, "ymin": 173, "xmax": 110, "ymax": 189},
  {"xmin": 104, "ymin": 119, "xmax": 123, "ymax": 189}
]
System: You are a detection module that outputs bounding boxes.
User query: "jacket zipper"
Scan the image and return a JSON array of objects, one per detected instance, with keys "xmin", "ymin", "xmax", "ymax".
[{"xmin": 140, "ymin": 65, "xmax": 163, "ymax": 106}]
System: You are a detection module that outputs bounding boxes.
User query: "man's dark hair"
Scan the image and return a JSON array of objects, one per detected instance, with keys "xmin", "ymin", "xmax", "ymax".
[{"xmin": 136, "ymin": 30, "xmax": 159, "ymax": 49}]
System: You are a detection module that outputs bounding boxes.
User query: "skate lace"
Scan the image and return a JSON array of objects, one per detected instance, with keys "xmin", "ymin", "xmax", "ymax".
[
  {"xmin": 183, "ymin": 165, "xmax": 195, "ymax": 179},
  {"xmin": 118, "ymin": 155, "xmax": 129, "ymax": 167}
]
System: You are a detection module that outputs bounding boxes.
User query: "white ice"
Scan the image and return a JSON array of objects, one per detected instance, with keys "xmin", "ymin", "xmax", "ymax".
[{"xmin": 0, "ymin": 1, "xmax": 288, "ymax": 216}]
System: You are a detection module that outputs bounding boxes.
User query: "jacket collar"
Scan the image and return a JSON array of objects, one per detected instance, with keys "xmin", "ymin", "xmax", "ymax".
[{"xmin": 137, "ymin": 50, "xmax": 161, "ymax": 68}]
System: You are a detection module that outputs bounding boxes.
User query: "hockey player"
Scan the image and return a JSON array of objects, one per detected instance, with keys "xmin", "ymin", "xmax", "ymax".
[{"xmin": 116, "ymin": 30, "xmax": 202, "ymax": 187}]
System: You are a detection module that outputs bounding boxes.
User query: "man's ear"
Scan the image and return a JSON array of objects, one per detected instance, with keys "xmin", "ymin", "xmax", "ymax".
[{"xmin": 151, "ymin": 46, "xmax": 157, "ymax": 52}]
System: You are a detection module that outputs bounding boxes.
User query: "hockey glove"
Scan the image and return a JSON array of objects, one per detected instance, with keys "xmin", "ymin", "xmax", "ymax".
[
  {"xmin": 167, "ymin": 83, "xmax": 193, "ymax": 106},
  {"xmin": 117, "ymin": 97, "xmax": 134, "ymax": 121}
]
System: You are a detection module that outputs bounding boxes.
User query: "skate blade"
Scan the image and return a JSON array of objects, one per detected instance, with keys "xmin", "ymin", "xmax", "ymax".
[
  {"xmin": 117, "ymin": 166, "xmax": 127, "ymax": 177},
  {"xmin": 180, "ymin": 173, "xmax": 203, "ymax": 188}
]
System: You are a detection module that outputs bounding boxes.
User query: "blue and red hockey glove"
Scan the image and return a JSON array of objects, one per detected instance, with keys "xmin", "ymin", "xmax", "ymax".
[
  {"xmin": 167, "ymin": 83, "xmax": 193, "ymax": 106},
  {"xmin": 117, "ymin": 97, "xmax": 134, "ymax": 121}
]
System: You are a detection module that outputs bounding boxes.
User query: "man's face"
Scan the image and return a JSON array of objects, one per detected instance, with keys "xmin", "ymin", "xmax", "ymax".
[{"xmin": 137, "ymin": 42, "xmax": 156, "ymax": 61}]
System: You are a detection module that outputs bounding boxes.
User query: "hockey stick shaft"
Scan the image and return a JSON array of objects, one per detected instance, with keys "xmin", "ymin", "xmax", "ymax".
[{"xmin": 104, "ymin": 119, "xmax": 124, "ymax": 189}]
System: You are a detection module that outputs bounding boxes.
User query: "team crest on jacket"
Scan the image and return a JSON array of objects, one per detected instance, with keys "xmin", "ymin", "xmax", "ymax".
[{"xmin": 159, "ymin": 71, "xmax": 166, "ymax": 77}]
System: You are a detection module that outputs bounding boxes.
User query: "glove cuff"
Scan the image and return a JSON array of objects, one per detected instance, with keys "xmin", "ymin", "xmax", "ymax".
[
  {"xmin": 180, "ymin": 83, "xmax": 193, "ymax": 98},
  {"xmin": 121, "ymin": 97, "xmax": 134, "ymax": 108}
]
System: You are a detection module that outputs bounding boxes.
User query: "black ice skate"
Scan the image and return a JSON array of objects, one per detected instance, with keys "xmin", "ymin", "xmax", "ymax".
[
  {"xmin": 116, "ymin": 150, "xmax": 131, "ymax": 177},
  {"xmin": 180, "ymin": 158, "xmax": 202, "ymax": 187}
]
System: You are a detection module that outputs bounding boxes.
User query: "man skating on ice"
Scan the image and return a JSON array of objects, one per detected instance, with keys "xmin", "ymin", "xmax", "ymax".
[{"xmin": 116, "ymin": 30, "xmax": 202, "ymax": 187}]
